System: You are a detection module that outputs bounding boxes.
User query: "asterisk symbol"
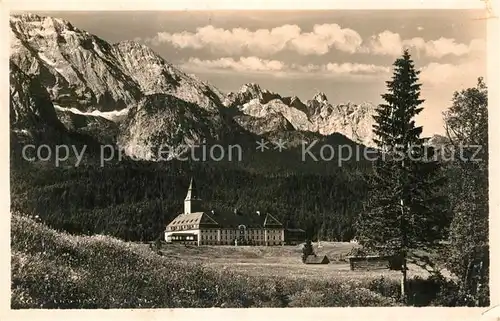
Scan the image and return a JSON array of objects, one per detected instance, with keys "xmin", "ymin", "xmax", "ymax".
[
  {"xmin": 274, "ymin": 139, "xmax": 287, "ymax": 152},
  {"xmin": 256, "ymin": 139, "xmax": 269, "ymax": 152}
]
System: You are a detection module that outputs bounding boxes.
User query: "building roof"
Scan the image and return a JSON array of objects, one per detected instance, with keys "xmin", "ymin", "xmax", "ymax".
[
  {"xmin": 167, "ymin": 212, "xmax": 218, "ymax": 228},
  {"xmin": 167, "ymin": 210, "xmax": 283, "ymax": 229},
  {"xmin": 285, "ymin": 228, "xmax": 306, "ymax": 233},
  {"xmin": 304, "ymin": 255, "xmax": 330, "ymax": 264}
]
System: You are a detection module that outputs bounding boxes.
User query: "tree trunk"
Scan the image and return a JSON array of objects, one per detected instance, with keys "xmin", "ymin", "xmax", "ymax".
[
  {"xmin": 400, "ymin": 195, "xmax": 407, "ymax": 304},
  {"xmin": 401, "ymin": 255, "xmax": 407, "ymax": 304}
]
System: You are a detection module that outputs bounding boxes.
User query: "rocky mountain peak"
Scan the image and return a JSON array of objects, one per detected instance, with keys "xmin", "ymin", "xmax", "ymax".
[
  {"xmin": 222, "ymin": 82, "xmax": 378, "ymax": 146},
  {"xmin": 224, "ymin": 83, "xmax": 281, "ymax": 108},
  {"xmin": 10, "ymin": 13, "xmax": 141, "ymax": 112},
  {"xmin": 112, "ymin": 40, "xmax": 223, "ymax": 111},
  {"xmin": 313, "ymin": 92, "xmax": 329, "ymax": 104},
  {"xmin": 113, "ymin": 40, "xmax": 165, "ymax": 64},
  {"xmin": 239, "ymin": 83, "xmax": 262, "ymax": 94},
  {"xmin": 237, "ymin": 83, "xmax": 280, "ymax": 102},
  {"xmin": 10, "ymin": 13, "xmax": 224, "ymax": 113},
  {"xmin": 11, "ymin": 13, "xmax": 73, "ymax": 30}
]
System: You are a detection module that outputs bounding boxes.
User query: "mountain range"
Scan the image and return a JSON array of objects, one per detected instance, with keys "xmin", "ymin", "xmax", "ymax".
[
  {"xmin": 9, "ymin": 13, "xmax": 454, "ymax": 244},
  {"xmin": 9, "ymin": 13, "xmax": 382, "ymax": 162}
]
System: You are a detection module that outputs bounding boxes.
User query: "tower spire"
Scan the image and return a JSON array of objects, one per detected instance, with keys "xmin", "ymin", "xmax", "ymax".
[
  {"xmin": 184, "ymin": 177, "xmax": 201, "ymax": 214},
  {"xmin": 185, "ymin": 177, "xmax": 197, "ymax": 199}
]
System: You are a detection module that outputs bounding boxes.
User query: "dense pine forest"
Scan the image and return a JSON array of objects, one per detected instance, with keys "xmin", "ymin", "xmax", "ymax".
[{"xmin": 10, "ymin": 152, "xmax": 371, "ymax": 242}]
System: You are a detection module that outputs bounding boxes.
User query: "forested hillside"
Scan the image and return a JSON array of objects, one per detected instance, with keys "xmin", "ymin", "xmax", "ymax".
[{"xmin": 11, "ymin": 156, "xmax": 370, "ymax": 242}]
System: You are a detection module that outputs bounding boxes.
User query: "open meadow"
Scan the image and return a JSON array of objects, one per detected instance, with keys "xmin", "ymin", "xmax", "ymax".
[
  {"xmin": 153, "ymin": 242, "xmax": 434, "ymax": 282},
  {"xmin": 12, "ymin": 214, "xmax": 460, "ymax": 309}
]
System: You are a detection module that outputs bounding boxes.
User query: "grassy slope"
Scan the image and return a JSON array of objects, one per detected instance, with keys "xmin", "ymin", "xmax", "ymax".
[{"xmin": 11, "ymin": 214, "xmax": 400, "ymax": 308}]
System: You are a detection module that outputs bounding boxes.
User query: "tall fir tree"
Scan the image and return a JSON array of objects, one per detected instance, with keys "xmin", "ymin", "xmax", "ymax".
[{"xmin": 356, "ymin": 49, "xmax": 448, "ymax": 303}]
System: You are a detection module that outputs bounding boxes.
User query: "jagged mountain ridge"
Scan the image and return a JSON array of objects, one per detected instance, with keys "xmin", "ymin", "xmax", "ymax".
[
  {"xmin": 10, "ymin": 13, "xmax": 376, "ymax": 161},
  {"xmin": 10, "ymin": 13, "xmax": 224, "ymax": 113},
  {"xmin": 10, "ymin": 13, "xmax": 231, "ymax": 158},
  {"xmin": 10, "ymin": 14, "xmax": 141, "ymax": 112},
  {"xmin": 223, "ymin": 83, "xmax": 376, "ymax": 146}
]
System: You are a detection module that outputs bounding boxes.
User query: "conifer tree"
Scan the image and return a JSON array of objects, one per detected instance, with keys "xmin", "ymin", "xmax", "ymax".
[
  {"xmin": 356, "ymin": 49, "xmax": 447, "ymax": 303},
  {"xmin": 302, "ymin": 240, "xmax": 315, "ymax": 263}
]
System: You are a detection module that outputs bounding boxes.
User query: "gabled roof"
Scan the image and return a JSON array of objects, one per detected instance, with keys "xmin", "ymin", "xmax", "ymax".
[
  {"xmin": 285, "ymin": 228, "xmax": 306, "ymax": 233},
  {"xmin": 305, "ymin": 255, "xmax": 330, "ymax": 264},
  {"xmin": 167, "ymin": 210, "xmax": 283, "ymax": 229},
  {"xmin": 208, "ymin": 211, "xmax": 283, "ymax": 228},
  {"xmin": 263, "ymin": 213, "xmax": 282, "ymax": 227},
  {"xmin": 210, "ymin": 210, "xmax": 263, "ymax": 228},
  {"xmin": 167, "ymin": 212, "xmax": 218, "ymax": 228}
]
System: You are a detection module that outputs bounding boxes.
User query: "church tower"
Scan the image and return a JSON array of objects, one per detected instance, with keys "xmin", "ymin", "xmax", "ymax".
[{"xmin": 184, "ymin": 178, "xmax": 202, "ymax": 214}]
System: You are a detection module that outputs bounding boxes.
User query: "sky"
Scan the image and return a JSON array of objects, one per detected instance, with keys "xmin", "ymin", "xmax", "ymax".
[{"xmin": 32, "ymin": 10, "xmax": 487, "ymax": 136}]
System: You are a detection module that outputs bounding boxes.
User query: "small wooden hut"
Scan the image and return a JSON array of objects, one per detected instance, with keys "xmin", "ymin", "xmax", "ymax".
[{"xmin": 304, "ymin": 255, "xmax": 330, "ymax": 264}]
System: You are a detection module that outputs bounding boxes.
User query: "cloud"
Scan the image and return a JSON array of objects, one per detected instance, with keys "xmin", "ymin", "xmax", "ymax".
[
  {"xmin": 325, "ymin": 63, "xmax": 390, "ymax": 74},
  {"xmin": 416, "ymin": 58, "xmax": 486, "ymax": 136},
  {"xmin": 180, "ymin": 56, "xmax": 390, "ymax": 79},
  {"xmin": 419, "ymin": 60, "xmax": 485, "ymax": 87},
  {"xmin": 145, "ymin": 24, "xmax": 483, "ymax": 58},
  {"xmin": 366, "ymin": 30, "xmax": 404, "ymax": 56},
  {"xmin": 147, "ymin": 24, "xmax": 363, "ymax": 56},
  {"xmin": 185, "ymin": 57, "xmax": 286, "ymax": 72},
  {"xmin": 365, "ymin": 30, "xmax": 485, "ymax": 58}
]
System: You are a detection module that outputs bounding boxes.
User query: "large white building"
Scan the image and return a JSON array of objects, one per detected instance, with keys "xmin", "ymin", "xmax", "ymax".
[{"xmin": 165, "ymin": 178, "xmax": 287, "ymax": 246}]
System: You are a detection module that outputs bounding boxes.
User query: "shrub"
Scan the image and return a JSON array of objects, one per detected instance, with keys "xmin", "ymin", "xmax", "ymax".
[
  {"xmin": 368, "ymin": 276, "xmax": 400, "ymax": 300},
  {"xmin": 405, "ymin": 275, "xmax": 463, "ymax": 307},
  {"xmin": 288, "ymin": 288, "xmax": 325, "ymax": 307},
  {"xmin": 301, "ymin": 240, "xmax": 314, "ymax": 263}
]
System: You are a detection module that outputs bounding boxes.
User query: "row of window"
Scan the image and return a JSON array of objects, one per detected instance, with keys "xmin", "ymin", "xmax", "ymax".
[
  {"xmin": 170, "ymin": 225, "xmax": 198, "ymax": 231},
  {"xmin": 171, "ymin": 235, "xmax": 196, "ymax": 241},
  {"xmin": 168, "ymin": 227, "xmax": 284, "ymax": 234},
  {"xmin": 199, "ymin": 241, "xmax": 284, "ymax": 245},
  {"xmin": 167, "ymin": 235, "xmax": 284, "ymax": 244},
  {"xmin": 201, "ymin": 229, "xmax": 282, "ymax": 234},
  {"xmin": 171, "ymin": 218, "xmax": 198, "ymax": 225},
  {"xmin": 200, "ymin": 234, "xmax": 282, "ymax": 241}
]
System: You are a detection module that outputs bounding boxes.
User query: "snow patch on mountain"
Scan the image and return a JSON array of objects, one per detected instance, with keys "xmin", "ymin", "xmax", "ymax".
[{"xmin": 54, "ymin": 105, "xmax": 130, "ymax": 122}]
